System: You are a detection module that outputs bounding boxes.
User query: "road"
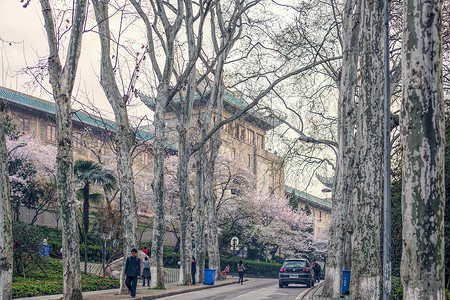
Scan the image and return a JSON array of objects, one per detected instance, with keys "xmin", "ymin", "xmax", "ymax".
[{"xmin": 161, "ymin": 278, "xmax": 307, "ymax": 300}]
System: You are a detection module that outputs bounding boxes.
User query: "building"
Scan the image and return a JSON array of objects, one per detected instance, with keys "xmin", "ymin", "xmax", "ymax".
[
  {"xmin": 285, "ymin": 186, "xmax": 332, "ymax": 236},
  {"xmin": 140, "ymin": 90, "xmax": 285, "ymax": 197},
  {"xmin": 0, "ymin": 86, "xmax": 178, "ymax": 244}
]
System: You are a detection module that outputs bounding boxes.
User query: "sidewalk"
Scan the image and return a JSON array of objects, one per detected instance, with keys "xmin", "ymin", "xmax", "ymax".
[{"xmin": 14, "ymin": 277, "xmax": 242, "ymax": 300}]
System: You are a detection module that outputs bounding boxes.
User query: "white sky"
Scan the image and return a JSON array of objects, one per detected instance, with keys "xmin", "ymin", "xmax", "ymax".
[{"xmin": 0, "ymin": 1, "xmax": 334, "ymax": 200}]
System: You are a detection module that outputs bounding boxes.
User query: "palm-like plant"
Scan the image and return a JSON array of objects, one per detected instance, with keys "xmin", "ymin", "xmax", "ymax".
[{"xmin": 74, "ymin": 159, "xmax": 117, "ymax": 274}]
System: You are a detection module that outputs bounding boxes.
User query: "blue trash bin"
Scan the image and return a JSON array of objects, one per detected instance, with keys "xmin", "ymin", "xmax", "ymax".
[
  {"xmin": 204, "ymin": 269, "xmax": 216, "ymax": 285},
  {"xmin": 341, "ymin": 270, "xmax": 351, "ymax": 295}
]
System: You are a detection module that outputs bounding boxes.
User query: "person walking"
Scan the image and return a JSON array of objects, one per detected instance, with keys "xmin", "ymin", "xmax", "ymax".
[
  {"xmin": 141, "ymin": 256, "xmax": 151, "ymax": 287},
  {"xmin": 142, "ymin": 247, "xmax": 149, "ymax": 256},
  {"xmin": 124, "ymin": 248, "xmax": 141, "ymax": 298},
  {"xmin": 237, "ymin": 260, "xmax": 245, "ymax": 285},
  {"xmin": 191, "ymin": 257, "xmax": 197, "ymax": 285},
  {"xmin": 312, "ymin": 261, "xmax": 321, "ymax": 283}
]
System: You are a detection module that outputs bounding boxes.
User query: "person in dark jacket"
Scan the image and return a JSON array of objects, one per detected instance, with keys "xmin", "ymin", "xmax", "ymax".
[
  {"xmin": 191, "ymin": 257, "xmax": 197, "ymax": 285},
  {"xmin": 125, "ymin": 249, "xmax": 141, "ymax": 298},
  {"xmin": 312, "ymin": 261, "xmax": 321, "ymax": 283}
]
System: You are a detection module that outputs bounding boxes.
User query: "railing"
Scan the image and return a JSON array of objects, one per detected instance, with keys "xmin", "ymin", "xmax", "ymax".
[{"xmin": 137, "ymin": 267, "xmax": 180, "ymax": 285}]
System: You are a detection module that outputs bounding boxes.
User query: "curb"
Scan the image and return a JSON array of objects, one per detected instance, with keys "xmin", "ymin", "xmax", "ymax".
[
  {"xmin": 136, "ymin": 279, "xmax": 246, "ymax": 300},
  {"xmin": 295, "ymin": 282, "xmax": 324, "ymax": 300}
]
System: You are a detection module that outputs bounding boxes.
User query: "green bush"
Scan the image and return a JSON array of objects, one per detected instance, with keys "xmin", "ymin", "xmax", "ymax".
[
  {"xmin": 48, "ymin": 240, "xmax": 105, "ymax": 262},
  {"xmin": 12, "ymin": 258, "xmax": 119, "ymax": 298},
  {"xmin": 163, "ymin": 252, "xmax": 181, "ymax": 268},
  {"xmin": 220, "ymin": 258, "xmax": 281, "ymax": 278}
]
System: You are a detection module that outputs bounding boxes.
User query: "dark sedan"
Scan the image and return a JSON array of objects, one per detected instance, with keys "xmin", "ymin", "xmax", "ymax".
[{"xmin": 278, "ymin": 259, "xmax": 315, "ymax": 288}]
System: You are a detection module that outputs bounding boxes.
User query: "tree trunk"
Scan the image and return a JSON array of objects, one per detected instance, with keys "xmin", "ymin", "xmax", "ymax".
[
  {"xmin": 83, "ymin": 183, "xmax": 89, "ymax": 275},
  {"xmin": 349, "ymin": 0, "xmax": 384, "ymax": 298},
  {"xmin": 178, "ymin": 130, "xmax": 192, "ymax": 285},
  {"xmin": 151, "ymin": 96, "xmax": 167, "ymax": 288},
  {"xmin": 194, "ymin": 150, "xmax": 206, "ymax": 284},
  {"xmin": 91, "ymin": 2, "xmax": 138, "ymax": 292},
  {"xmin": 322, "ymin": 0, "xmax": 360, "ymax": 296},
  {"xmin": 205, "ymin": 152, "xmax": 220, "ymax": 274},
  {"xmin": 400, "ymin": 0, "xmax": 445, "ymax": 298},
  {"xmin": 0, "ymin": 104, "xmax": 13, "ymax": 300},
  {"xmin": 39, "ymin": 0, "xmax": 87, "ymax": 296}
]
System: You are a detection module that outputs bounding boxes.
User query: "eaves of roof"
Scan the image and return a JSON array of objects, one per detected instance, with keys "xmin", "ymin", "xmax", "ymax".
[{"xmin": 285, "ymin": 185, "xmax": 332, "ymax": 209}]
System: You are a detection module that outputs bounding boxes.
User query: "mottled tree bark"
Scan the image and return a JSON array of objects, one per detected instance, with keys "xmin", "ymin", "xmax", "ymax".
[
  {"xmin": 152, "ymin": 96, "xmax": 167, "ymax": 288},
  {"xmin": 39, "ymin": 1, "xmax": 87, "ymax": 299},
  {"xmin": 194, "ymin": 151, "xmax": 206, "ymax": 283},
  {"xmin": 92, "ymin": 2, "xmax": 138, "ymax": 292},
  {"xmin": 322, "ymin": 0, "xmax": 360, "ymax": 297},
  {"xmin": 400, "ymin": 0, "xmax": 445, "ymax": 299},
  {"xmin": 349, "ymin": 0, "xmax": 384, "ymax": 298},
  {"xmin": 0, "ymin": 104, "xmax": 13, "ymax": 300}
]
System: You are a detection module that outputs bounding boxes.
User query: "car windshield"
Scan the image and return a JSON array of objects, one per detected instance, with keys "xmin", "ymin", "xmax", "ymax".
[{"xmin": 284, "ymin": 261, "xmax": 306, "ymax": 268}]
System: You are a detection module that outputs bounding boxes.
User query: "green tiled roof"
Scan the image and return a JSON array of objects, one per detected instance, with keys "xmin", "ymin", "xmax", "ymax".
[
  {"xmin": 285, "ymin": 185, "xmax": 332, "ymax": 209},
  {"xmin": 0, "ymin": 86, "xmax": 177, "ymax": 151},
  {"xmin": 139, "ymin": 90, "xmax": 281, "ymax": 130}
]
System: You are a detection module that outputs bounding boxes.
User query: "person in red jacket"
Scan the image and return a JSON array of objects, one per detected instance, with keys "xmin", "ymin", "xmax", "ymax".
[{"xmin": 142, "ymin": 247, "xmax": 149, "ymax": 256}]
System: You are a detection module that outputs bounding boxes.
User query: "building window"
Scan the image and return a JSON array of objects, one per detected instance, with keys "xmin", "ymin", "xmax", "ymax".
[
  {"xmin": 46, "ymin": 124, "xmax": 57, "ymax": 143},
  {"xmin": 240, "ymin": 126, "xmax": 246, "ymax": 141},
  {"xmin": 247, "ymin": 129, "xmax": 254, "ymax": 145},
  {"xmin": 232, "ymin": 148, "xmax": 236, "ymax": 159},
  {"xmin": 234, "ymin": 124, "xmax": 240, "ymax": 139},
  {"xmin": 143, "ymin": 151, "xmax": 150, "ymax": 166},
  {"xmin": 319, "ymin": 211, "xmax": 322, "ymax": 222},
  {"xmin": 256, "ymin": 133, "xmax": 264, "ymax": 149},
  {"xmin": 247, "ymin": 154, "xmax": 251, "ymax": 168},
  {"xmin": 97, "ymin": 139, "xmax": 106, "ymax": 155},
  {"xmin": 73, "ymin": 132, "xmax": 82, "ymax": 149},
  {"xmin": 18, "ymin": 116, "xmax": 30, "ymax": 133}
]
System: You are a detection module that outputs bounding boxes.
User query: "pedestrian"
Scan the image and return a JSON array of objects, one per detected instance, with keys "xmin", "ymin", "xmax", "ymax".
[
  {"xmin": 237, "ymin": 260, "xmax": 245, "ymax": 285},
  {"xmin": 42, "ymin": 236, "xmax": 48, "ymax": 245},
  {"xmin": 141, "ymin": 256, "xmax": 151, "ymax": 287},
  {"xmin": 142, "ymin": 246, "xmax": 149, "ymax": 256},
  {"xmin": 124, "ymin": 248, "xmax": 141, "ymax": 298},
  {"xmin": 191, "ymin": 257, "xmax": 196, "ymax": 285},
  {"xmin": 312, "ymin": 261, "xmax": 321, "ymax": 283}
]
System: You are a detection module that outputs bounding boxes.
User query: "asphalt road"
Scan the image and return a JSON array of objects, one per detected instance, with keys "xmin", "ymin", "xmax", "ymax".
[{"xmin": 160, "ymin": 278, "xmax": 307, "ymax": 300}]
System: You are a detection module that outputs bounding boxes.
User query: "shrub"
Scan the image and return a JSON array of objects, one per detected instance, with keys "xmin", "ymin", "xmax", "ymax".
[
  {"xmin": 220, "ymin": 258, "xmax": 281, "ymax": 278},
  {"xmin": 12, "ymin": 258, "xmax": 119, "ymax": 298},
  {"xmin": 12, "ymin": 222, "xmax": 46, "ymax": 276}
]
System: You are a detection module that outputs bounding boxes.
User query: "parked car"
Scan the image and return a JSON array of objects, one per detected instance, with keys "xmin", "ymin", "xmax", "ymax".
[{"xmin": 278, "ymin": 259, "xmax": 315, "ymax": 288}]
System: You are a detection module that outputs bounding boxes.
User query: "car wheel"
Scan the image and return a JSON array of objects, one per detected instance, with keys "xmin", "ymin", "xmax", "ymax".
[
  {"xmin": 284, "ymin": 283, "xmax": 289, "ymax": 287},
  {"xmin": 312, "ymin": 280, "xmax": 315, "ymax": 287},
  {"xmin": 279, "ymin": 282, "xmax": 283, "ymax": 288},
  {"xmin": 306, "ymin": 280, "xmax": 311, "ymax": 288}
]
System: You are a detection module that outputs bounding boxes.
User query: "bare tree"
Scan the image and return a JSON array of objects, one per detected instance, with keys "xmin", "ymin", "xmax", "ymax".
[
  {"xmin": 0, "ymin": 103, "xmax": 13, "ymax": 300},
  {"xmin": 347, "ymin": 0, "xmax": 384, "ymax": 297},
  {"xmin": 38, "ymin": 0, "xmax": 87, "ymax": 298},
  {"xmin": 91, "ymin": 1, "xmax": 141, "ymax": 292},
  {"xmin": 130, "ymin": 0, "xmax": 187, "ymax": 287},
  {"xmin": 400, "ymin": 0, "xmax": 445, "ymax": 298}
]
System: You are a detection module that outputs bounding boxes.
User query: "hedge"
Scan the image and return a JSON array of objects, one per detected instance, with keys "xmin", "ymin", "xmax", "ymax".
[
  {"xmin": 12, "ymin": 258, "xmax": 119, "ymax": 298},
  {"xmin": 48, "ymin": 241, "xmax": 105, "ymax": 262},
  {"xmin": 220, "ymin": 257, "xmax": 281, "ymax": 278}
]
